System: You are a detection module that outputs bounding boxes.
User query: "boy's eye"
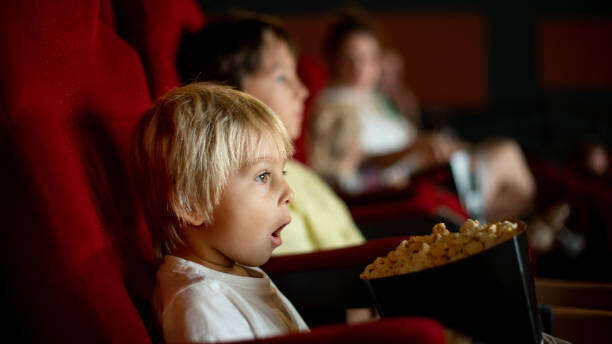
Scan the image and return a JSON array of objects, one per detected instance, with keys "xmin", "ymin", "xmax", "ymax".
[
  {"xmin": 276, "ymin": 74, "xmax": 287, "ymax": 83},
  {"xmin": 256, "ymin": 172, "xmax": 272, "ymax": 183}
]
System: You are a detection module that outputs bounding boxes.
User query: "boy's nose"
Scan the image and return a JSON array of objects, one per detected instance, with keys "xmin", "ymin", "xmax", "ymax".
[{"xmin": 279, "ymin": 180, "xmax": 294, "ymax": 206}]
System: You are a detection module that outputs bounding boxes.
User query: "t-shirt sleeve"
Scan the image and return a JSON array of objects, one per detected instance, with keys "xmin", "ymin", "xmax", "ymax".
[{"xmin": 162, "ymin": 283, "xmax": 254, "ymax": 343}]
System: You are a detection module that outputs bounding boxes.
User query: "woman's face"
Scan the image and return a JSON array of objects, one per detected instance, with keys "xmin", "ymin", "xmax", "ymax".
[{"xmin": 336, "ymin": 32, "xmax": 382, "ymax": 91}]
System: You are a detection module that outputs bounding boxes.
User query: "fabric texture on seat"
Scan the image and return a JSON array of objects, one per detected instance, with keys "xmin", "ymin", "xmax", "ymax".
[
  {"xmin": 114, "ymin": 0, "xmax": 206, "ymax": 99},
  {"xmin": 294, "ymin": 56, "xmax": 328, "ymax": 163},
  {"xmin": 1, "ymin": 0, "xmax": 154, "ymax": 342}
]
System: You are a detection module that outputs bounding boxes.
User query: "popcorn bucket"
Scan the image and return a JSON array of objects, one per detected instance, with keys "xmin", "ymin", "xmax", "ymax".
[{"xmin": 363, "ymin": 225, "xmax": 542, "ymax": 344}]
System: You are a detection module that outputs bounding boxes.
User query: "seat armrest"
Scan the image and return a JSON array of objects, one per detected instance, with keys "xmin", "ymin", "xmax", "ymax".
[
  {"xmin": 263, "ymin": 237, "xmax": 410, "ymax": 326},
  {"xmin": 550, "ymin": 307, "xmax": 612, "ymax": 344},
  {"xmin": 263, "ymin": 236, "xmax": 410, "ymax": 274},
  {"xmin": 232, "ymin": 317, "xmax": 445, "ymax": 344},
  {"xmin": 535, "ymin": 278, "xmax": 612, "ymax": 311}
]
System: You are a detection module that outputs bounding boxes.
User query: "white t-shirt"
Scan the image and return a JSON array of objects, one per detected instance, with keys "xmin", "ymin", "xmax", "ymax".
[
  {"xmin": 152, "ymin": 255, "xmax": 309, "ymax": 343},
  {"xmin": 315, "ymin": 86, "xmax": 417, "ymax": 156}
]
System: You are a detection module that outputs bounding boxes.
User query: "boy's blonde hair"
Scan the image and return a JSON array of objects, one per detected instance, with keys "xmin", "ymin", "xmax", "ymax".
[{"xmin": 135, "ymin": 83, "xmax": 294, "ymax": 259}]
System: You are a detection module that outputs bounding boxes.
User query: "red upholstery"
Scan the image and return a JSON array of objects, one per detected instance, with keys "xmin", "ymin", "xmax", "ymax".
[
  {"xmin": 349, "ymin": 178, "xmax": 467, "ymax": 223},
  {"xmin": 235, "ymin": 317, "xmax": 445, "ymax": 344},
  {"xmin": 530, "ymin": 158, "xmax": 612, "ymax": 279},
  {"xmin": 1, "ymin": 0, "xmax": 154, "ymax": 342},
  {"xmin": 530, "ymin": 158, "xmax": 612, "ymax": 240},
  {"xmin": 113, "ymin": 0, "xmax": 206, "ymax": 99},
  {"xmin": 295, "ymin": 56, "xmax": 329, "ymax": 163},
  {"xmin": 530, "ymin": 159, "xmax": 612, "ymax": 210}
]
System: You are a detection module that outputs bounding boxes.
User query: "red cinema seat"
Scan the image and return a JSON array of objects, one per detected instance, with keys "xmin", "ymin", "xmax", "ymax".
[
  {"xmin": 294, "ymin": 55, "xmax": 329, "ymax": 163},
  {"xmin": 1, "ymin": 0, "xmax": 155, "ymax": 342},
  {"xmin": 113, "ymin": 0, "xmax": 206, "ymax": 99}
]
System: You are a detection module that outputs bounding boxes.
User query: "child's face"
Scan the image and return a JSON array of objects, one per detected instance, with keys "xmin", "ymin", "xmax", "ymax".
[
  {"xmin": 242, "ymin": 31, "xmax": 309, "ymax": 140},
  {"xmin": 336, "ymin": 32, "xmax": 381, "ymax": 91},
  {"xmin": 186, "ymin": 141, "xmax": 294, "ymax": 268}
]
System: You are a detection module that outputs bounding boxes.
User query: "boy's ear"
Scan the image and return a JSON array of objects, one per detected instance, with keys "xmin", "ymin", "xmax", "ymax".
[{"xmin": 172, "ymin": 204, "xmax": 206, "ymax": 227}]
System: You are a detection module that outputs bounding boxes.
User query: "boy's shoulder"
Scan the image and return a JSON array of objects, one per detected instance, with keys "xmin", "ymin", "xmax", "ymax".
[
  {"xmin": 156, "ymin": 256, "xmax": 226, "ymax": 299},
  {"xmin": 156, "ymin": 256, "xmax": 270, "ymax": 297},
  {"xmin": 153, "ymin": 257, "xmax": 257, "ymax": 343}
]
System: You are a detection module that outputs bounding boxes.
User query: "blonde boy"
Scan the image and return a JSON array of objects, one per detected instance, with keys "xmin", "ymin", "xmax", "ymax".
[{"xmin": 135, "ymin": 83, "xmax": 308, "ymax": 343}]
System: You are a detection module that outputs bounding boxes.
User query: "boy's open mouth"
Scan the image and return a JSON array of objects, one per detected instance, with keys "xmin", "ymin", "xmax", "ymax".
[{"xmin": 271, "ymin": 220, "xmax": 290, "ymax": 247}]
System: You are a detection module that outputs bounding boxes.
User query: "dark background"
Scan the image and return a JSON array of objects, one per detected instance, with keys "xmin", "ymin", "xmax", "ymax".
[{"xmin": 199, "ymin": 0, "xmax": 612, "ymax": 162}]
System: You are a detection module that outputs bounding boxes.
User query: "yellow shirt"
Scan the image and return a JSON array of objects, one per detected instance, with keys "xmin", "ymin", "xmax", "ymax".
[{"xmin": 274, "ymin": 161, "xmax": 365, "ymax": 255}]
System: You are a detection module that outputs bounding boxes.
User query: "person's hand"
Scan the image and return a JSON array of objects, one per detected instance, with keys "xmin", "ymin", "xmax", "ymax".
[
  {"xmin": 381, "ymin": 167, "xmax": 410, "ymax": 190},
  {"xmin": 412, "ymin": 133, "xmax": 460, "ymax": 169},
  {"xmin": 429, "ymin": 133, "xmax": 457, "ymax": 164}
]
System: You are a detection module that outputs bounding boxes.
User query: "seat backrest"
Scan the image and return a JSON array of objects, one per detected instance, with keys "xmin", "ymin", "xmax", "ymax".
[
  {"xmin": 1, "ymin": 0, "xmax": 155, "ymax": 341},
  {"xmin": 113, "ymin": 0, "xmax": 205, "ymax": 99}
]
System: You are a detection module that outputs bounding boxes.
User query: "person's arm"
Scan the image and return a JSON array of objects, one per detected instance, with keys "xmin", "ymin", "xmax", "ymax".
[
  {"xmin": 363, "ymin": 133, "xmax": 461, "ymax": 172},
  {"xmin": 361, "ymin": 144, "xmax": 415, "ymax": 168}
]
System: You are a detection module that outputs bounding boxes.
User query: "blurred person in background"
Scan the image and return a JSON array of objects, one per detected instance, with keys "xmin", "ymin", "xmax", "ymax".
[
  {"xmin": 309, "ymin": 14, "xmax": 536, "ymax": 222},
  {"xmin": 573, "ymin": 137, "xmax": 609, "ymax": 179}
]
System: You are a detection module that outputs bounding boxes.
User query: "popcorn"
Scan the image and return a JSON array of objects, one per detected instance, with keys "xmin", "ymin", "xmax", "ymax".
[{"xmin": 360, "ymin": 220, "xmax": 521, "ymax": 279}]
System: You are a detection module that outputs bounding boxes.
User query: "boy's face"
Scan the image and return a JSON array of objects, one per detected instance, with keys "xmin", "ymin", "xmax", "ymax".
[
  {"xmin": 242, "ymin": 31, "xmax": 308, "ymax": 140},
  {"xmin": 336, "ymin": 32, "xmax": 381, "ymax": 91},
  {"xmin": 185, "ymin": 141, "xmax": 294, "ymax": 268}
]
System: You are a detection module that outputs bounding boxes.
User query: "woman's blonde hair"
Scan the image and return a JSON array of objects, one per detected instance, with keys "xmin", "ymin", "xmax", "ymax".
[
  {"xmin": 307, "ymin": 102, "xmax": 360, "ymax": 177},
  {"xmin": 135, "ymin": 83, "xmax": 294, "ymax": 259}
]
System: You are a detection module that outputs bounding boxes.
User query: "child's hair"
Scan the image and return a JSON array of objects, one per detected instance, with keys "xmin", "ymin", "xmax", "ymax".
[
  {"xmin": 135, "ymin": 83, "xmax": 294, "ymax": 259},
  {"xmin": 177, "ymin": 13, "xmax": 296, "ymax": 89},
  {"xmin": 307, "ymin": 103, "xmax": 360, "ymax": 177}
]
